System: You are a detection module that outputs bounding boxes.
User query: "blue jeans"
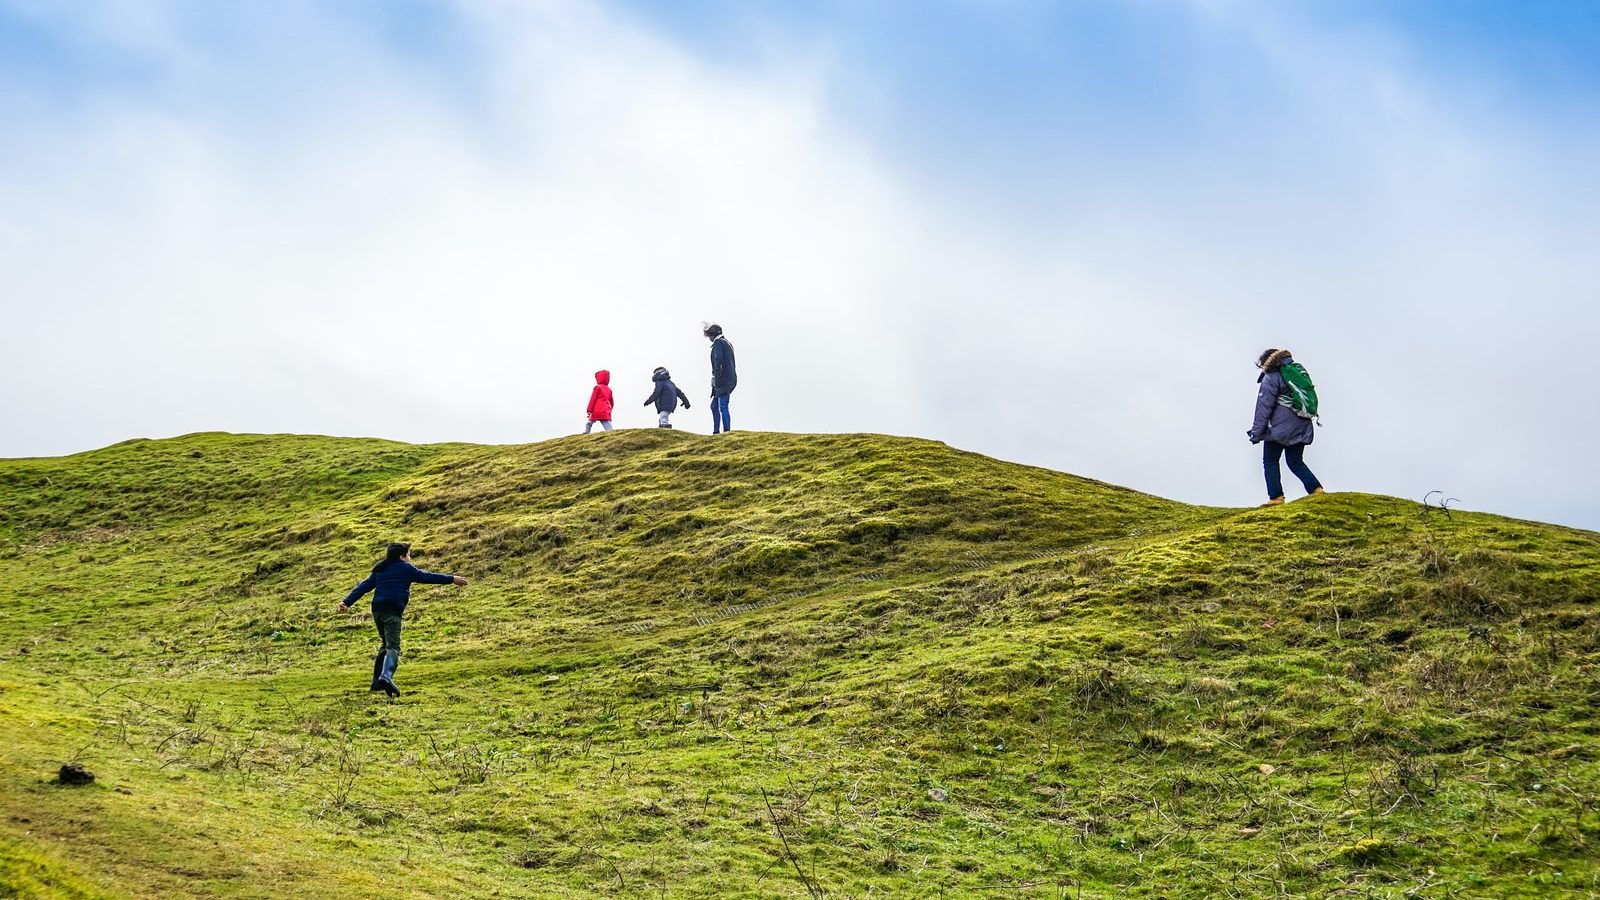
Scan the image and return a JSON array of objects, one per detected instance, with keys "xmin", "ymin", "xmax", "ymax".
[
  {"xmin": 1263, "ymin": 441, "xmax": 1321, "ymax": 500},
  {"xmin": 710, "ymin": 394, "xmax": 731, "ymax": 433}
]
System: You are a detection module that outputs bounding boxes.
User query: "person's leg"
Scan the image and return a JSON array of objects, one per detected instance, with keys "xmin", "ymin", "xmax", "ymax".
[
  {"xmin": 584, "ymin": 420, "xmax": 595, "ymax": 434},
  {"xmin": 370, "ymin": 615, "xmax": 392, "ymax": 690},
  {"xmin": 376, "ymin": 612, "xmax": 402, "ymax": 655},
  {"xmin": 710, "ymin": 395, "xmax": 721, "ymax": 434},
  {"xmin": 1262, "ymin": 441, "xmax": 1286, "ymax": 501},
  {"xmin": 377, "ymin": 651, "xmax": 400, "ymax": 696},
  {"xmin": 718, "ymin": 394, "xmax": 731, "ymax": 432},
  {"xmin": 600, "ymin": 420, "xmax": 613, "ymax": 431},
  {"xmin": 659, "ymin": 412, "xmax": 671, "ymax": 428},
  {"xmin": 375, "ymin": 612, "xmax": 403, "ymax": 696},
  {"xmin": 1284, "ymin": 444, "xmax": 1323, "ymax": 494}
]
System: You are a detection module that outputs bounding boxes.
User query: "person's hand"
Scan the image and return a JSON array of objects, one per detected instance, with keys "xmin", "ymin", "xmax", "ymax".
[
  {"xmin": 337, "ymin": 602, "xmax": 350, "ymax": 613},
  {"xmin": 453, "ymin": 575, "xmax": 469, "ymax": 586}
]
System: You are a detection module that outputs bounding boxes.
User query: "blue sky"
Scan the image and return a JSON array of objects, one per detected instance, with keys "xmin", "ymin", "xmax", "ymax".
[{"xmin": 3, "ymin": 0, "xmax": 1598, "ymax": 529}]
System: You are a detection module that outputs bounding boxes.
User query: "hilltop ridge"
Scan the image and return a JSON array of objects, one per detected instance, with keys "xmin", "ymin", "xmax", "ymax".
[{"xmin": 1, "ymin": 431, "xmax": 1597, "ymax": 897}]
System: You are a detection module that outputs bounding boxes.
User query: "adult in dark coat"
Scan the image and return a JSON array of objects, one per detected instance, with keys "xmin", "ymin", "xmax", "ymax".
[
  {"xmin": 1248, "ymin": 348, "xmax": 1324, "ymax": 506},
  {"xmin": 705, "ymin": 323, "xmax": 736, "ymax": 434}
]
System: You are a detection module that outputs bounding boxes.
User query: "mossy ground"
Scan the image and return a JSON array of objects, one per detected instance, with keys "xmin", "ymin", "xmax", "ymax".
[{"xmin": 1, "ymin": 431, "xmax": 1596, "ymax": 897}]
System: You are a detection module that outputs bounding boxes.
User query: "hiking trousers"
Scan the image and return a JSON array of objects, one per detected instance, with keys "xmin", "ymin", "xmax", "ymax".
[
  {"xmin": 584, "ymin": 419, "xmax": 613, "ymax": 433},
  {"xmin": 373, "ymin": 609, "xmax": 403, "ymax": 654},
  {"xmin": 1263, "ymin": 441, "xmax": 1321, "ymax": 500}
]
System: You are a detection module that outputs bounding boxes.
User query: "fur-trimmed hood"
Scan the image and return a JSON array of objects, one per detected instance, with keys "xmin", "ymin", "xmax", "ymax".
[{"xmin": 1258, "ymin": 349, "xmax": 1293, "ymax": 380}]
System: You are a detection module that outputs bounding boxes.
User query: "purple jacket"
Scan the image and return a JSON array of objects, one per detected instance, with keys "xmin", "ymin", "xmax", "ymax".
[{"xmin": 1248, "ymin": 354, "xmax": 1314, "ymax": 446}]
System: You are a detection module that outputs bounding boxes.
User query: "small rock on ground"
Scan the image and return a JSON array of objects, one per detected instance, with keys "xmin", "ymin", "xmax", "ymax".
[{"xmin": 57, "ymin": 763, "xmax": 94, "ymax": 786}]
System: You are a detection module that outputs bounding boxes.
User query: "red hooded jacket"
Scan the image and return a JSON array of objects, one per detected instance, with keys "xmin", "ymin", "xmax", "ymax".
[{"xmin": 586, "ymin": 370, "xmax": 614, "ymax": 421}]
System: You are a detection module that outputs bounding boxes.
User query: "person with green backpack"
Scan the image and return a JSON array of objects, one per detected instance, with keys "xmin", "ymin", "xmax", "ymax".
[{"xmin": 1247, "ymin": 348, "xmax": 1325, "ymax": 507}]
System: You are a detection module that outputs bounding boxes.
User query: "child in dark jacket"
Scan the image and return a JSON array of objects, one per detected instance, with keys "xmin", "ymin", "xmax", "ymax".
[
  {"xmin": 337, "ymin": 542, "xmax": 468, "ymax": 697},
  {"xmin": 643, "ymin": 367, "xmax": 691, "ymax": 428},
  {"xmin": 585, "ymin": 370, "xmax": 614, "ymax": 433}
]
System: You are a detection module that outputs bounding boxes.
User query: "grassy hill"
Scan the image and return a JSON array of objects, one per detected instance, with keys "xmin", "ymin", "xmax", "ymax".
[{"xmin": 0, "ymin": 430, "xmax": 1596, "ymax": 898}]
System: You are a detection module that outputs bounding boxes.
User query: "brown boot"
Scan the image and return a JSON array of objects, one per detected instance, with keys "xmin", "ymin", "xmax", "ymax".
[
  {"xmin": 1310, "ymin": 488, "xmax": 1326, "ymax": 496},
  {"xmin": 1261, "ymin": 496, "xmax": 1285, "ymax": 507}
]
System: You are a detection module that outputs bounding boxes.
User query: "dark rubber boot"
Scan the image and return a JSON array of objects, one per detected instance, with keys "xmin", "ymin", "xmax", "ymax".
[
  {"xmin": 369, "ymin": 651, "xmax": 385, "ymax": 691},
  {"xmin": 377, "ymin": 650, "xmax": 401, "ymax": 698}
]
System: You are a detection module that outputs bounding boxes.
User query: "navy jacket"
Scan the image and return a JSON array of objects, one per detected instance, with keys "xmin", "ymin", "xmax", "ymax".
[
  {"xmin": 343, "ymin": 560, "xmax": 456, "ymax": 614},
  {"xmin": 709, "ymin": 336, "xmax": 737, "ymax": 396},
  {"xmin": 644, "ymin": 370, "xmax": 691, "ymax": 413},
  {"xmin": 1249, "ymin": 354, "xmax": 1315, "ymax": 447}
]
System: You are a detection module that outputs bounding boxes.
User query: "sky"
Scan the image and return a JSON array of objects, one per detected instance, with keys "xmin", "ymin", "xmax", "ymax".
[{"xmin": 2, "ymin": 0, "xmax": 1597, "ymax": 529}]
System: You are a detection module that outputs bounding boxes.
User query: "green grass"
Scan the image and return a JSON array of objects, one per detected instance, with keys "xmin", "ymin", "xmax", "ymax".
[{"xmin": 1, "ymin": 430, "xmax": 1597, "ymax": 897}]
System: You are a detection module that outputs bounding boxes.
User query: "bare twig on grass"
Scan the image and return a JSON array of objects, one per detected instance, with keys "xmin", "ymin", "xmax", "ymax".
[
  {"xmin": 87, "ymin": 680, "xmax": 140, "ymax": 701},
  {"xmin": 761, "ymin": 785, "xmax": 823, "ymax": 898},
  {"xmin": 1420, "ymin": 490, "xmax": 1459, "ymax": 517},
  {"xmin": 575, "ymin": 843, "xmax": 625, "ymax": 891}
]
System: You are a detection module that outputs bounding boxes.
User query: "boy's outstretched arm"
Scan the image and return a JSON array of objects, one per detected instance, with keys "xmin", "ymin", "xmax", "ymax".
[
  {"xmin": 405, "ymin": 561, "xmax": 467, "ymax": 587},
  {"xmin": 337, "ymin": 574, "xmax": 376, "ymax": 612}
]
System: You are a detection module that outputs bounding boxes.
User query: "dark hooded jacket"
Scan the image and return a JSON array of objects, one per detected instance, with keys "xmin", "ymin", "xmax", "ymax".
[
  {"xmin": 644, "ymin": 368, "xmax": 691, "ymax": 414},
  {"xmin": 709, "ymin": 335, "xmax": 737, "ymax": 396},
  {"xmin": 586, "ymin": 370, "xmax": 614, "ymax": 421},
  {"xmin": 342, "ymin": 559, "xmax": 457, "ymax": 614},
  {"xmin": 1249, "ymin": 350, "xmax": 1315, "ymax": 447}
]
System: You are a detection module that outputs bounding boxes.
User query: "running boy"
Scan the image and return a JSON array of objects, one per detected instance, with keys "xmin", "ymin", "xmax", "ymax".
[{"xmin": 337, "ymin": 542, "xmax": 468, "ymax": 697}]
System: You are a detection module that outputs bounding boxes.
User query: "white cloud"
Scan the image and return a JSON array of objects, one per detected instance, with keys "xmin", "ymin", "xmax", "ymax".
[{"xmin": 3, "ymin": 0, "xmax": 925, "ymax": 448}]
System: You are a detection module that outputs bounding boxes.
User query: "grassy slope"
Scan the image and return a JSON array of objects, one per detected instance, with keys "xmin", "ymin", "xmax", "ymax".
[{"xmin": 0, "ymin": 430, "xmax": 1596, "ymax": 898}]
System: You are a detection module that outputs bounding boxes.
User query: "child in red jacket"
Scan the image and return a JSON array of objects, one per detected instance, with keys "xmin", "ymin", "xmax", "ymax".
[{"xmin": 585, "ymin": 370, "xmax": 614, "ymax": 432}]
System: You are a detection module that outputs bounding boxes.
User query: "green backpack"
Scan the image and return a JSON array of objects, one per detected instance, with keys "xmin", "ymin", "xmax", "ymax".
[{"xmin": 1278, "ymin": 362, "xmax": 1319, "ymax": 420}]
